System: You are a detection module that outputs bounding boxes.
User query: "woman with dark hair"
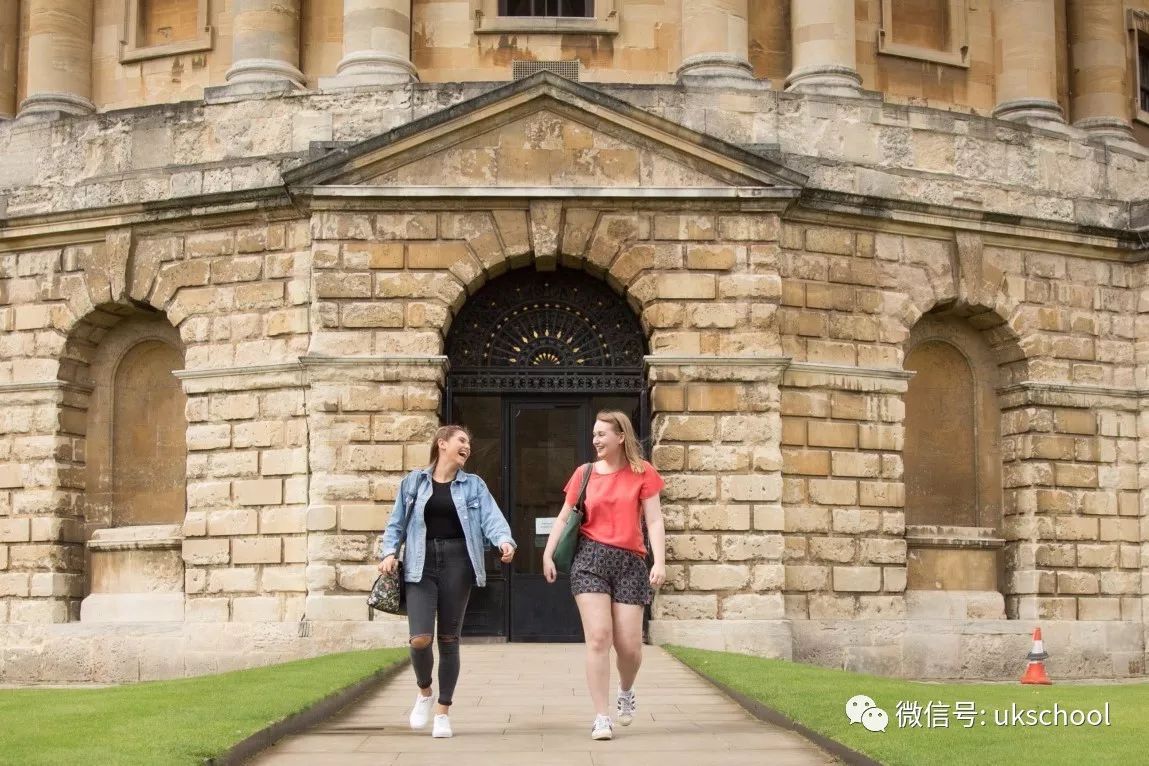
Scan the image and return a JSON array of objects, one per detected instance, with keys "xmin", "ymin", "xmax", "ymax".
[
  {"xmin": 378, "ymin": 425, "xmax": 516, "ymax": 739},
  {"xmin": 542, "ymin": 410, "xmax": 667, "ymax": 741}
]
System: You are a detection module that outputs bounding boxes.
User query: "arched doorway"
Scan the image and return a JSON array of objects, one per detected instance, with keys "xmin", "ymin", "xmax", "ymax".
[{"xmin": 445, "ymin": 267, "xmax": 648, "ymax": 641}]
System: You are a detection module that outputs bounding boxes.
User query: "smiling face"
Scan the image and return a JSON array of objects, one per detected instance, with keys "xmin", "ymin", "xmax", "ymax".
[
  {"xmin": 437, "ymin": 430, "xmax": 471, "ymax": 470},
  {"xmin": 591, "ymin": 419, "xmax": 625, "ymax": 462}
]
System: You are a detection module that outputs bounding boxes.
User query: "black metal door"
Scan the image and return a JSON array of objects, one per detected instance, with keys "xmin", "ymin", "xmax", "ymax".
[
  {"xmin": 453, "ymin": 393, "xmax": 643, "ymax": 640},
  {"xmin": 452, "ymin": 395, "xmax": 509, "ymax": 638},
  {"xmin": 505, "ymin": 399, "xmax": 590, "ymax": 642}
]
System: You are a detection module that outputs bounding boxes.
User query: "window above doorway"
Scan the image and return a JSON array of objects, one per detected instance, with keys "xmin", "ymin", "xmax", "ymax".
[
  {"xmin": 120, "ymin": 0, "xmax": 213, "ymax": 64},
  {"xmin": 1132, "ymin": 10, "xmax": 1149, "ymax": 127},
  {"xmin": 877, "ymin": 0, "xmax": 969, "ymax": 68},
  {"xmin": 501, "ymin": 0, "xmax": 593, "ymax": 16},
  {"xmin": 473, "ymin": 0, "xmax": 618, "ymax": 36}
]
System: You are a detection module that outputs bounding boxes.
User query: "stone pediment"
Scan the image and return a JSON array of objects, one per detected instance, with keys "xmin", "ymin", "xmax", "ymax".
[{"xmin": 284, "ymin": 72, "xmax": 806, "ymax": 193}]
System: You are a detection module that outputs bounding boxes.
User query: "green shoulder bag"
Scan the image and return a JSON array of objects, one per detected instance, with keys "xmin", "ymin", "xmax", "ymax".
[{"xmin": 552, "ymin": 463, "xmax": 592, "ymax": 574}]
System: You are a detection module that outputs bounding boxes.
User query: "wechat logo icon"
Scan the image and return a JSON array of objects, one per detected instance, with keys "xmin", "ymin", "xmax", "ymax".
[{"xmin": 846, "ymin": 694, "xmax": 889, "ymax": 733}]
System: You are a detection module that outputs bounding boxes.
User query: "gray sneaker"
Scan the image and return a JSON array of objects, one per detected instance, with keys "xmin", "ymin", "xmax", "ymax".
[
  {"xmin": 591, "ymin": 714, "xmax": 613, "ymax": 740},
  {"xmin": 616, "ymin": 686, "xmax": 637, "ymax": 726}
]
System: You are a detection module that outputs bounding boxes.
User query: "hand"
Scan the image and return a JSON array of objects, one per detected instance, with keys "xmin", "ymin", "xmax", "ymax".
[
  {"xmin": 649, "ymin": 563, "xmax": 666, "ymax": 588},
  {"xmin": 499, "ymin": 543, "xmax": 515, "ymax": 563},
  {"xmin": 543, "ymin": 556, "xmax": 557, "ymax": 584},
  {"xmin": 378, "ymin": 555, "xmax": 397, "ymax": 575}
]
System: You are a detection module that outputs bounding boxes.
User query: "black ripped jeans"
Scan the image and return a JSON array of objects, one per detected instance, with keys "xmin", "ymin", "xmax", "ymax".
[{"xmin": 406, "ymin": 537, "xmax": 474, "ymax": 706}]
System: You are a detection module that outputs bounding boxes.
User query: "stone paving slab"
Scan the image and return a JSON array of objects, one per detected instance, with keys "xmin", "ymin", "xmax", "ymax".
[{"xmin": 247, "ymin": 644, "xmax": 839, "ymax": 765}]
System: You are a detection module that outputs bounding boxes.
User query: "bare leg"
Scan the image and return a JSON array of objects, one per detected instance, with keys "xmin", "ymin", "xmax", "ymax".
[
  {"xmin": 611, "ymin": 602, "xmax": 644, "ymax": 691},
  {"xmin": 575, "ymin": 592, "xmax": 614, "ymax": 716}
]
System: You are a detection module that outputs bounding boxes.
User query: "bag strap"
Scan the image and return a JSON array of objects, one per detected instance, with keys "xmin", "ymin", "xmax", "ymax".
[
  {"xmin": 575, "ymin": 463, "xmax": 592, "ymax": 511},
  {"xmin": 396, "ymin": 470, "xmax": 427, "ymax": 558}
]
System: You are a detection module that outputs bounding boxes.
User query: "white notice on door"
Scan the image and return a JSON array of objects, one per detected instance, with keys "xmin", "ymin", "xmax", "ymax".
[{"xmin": 535, "ymin": 517, "xmax": 555, "ymax": 535}]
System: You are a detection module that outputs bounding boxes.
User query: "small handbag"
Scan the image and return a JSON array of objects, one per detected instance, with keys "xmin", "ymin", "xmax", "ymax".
[
  {"xmin": 552, "ymin": 463, "xmax": 592, "ymax": 574},
  {"xmin": 367, "ymin": 559, "xmax": 405, "ymax": 615}
]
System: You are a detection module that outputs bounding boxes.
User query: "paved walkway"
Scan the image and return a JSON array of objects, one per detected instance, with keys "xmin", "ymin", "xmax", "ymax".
[{"xmin": 248, "ymin": 643, "xmax": 839, "ymax": 766}]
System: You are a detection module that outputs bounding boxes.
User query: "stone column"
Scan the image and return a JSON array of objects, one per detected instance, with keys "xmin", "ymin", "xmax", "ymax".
[
  {"xmin": 327, "ymin": 0, "xmax": 418, "ymax": 88},
  {"xmin": 0, "ymin": 383, "xmax": 87, "ymax": 625},
  {"xmin": 0, "ymin": 0, "xmax": 17, "ymax": 118},
  {"xmin": 223, "ymin": 0, "xmax": 305, "ymax": 94},
  {"xmin": 992, "ymin": 0, "xmax": 1064, "ymax": 125},
  {"xmin": 785, "ymin": 0, "xmax": 861, "ymax": 96},
  {"xmin": 1067, "ymin": 0, "xmax": 1134, "ymax": 142},
  {"xmin": 19, "ymin": 0, "xmax": 95, "ymax": 117},
  {"xmin": 301, "ymin": 356, "xmax": 442, "ymax": 628},
  {"xmin": 677, "ymin": 0, "xmax": 759, "ymax": 87}
]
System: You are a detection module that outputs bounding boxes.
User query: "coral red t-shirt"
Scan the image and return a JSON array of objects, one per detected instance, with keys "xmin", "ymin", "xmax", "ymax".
[{"xmin": 563, "ymin": 460, "xmax": 664, "ymax": 557}]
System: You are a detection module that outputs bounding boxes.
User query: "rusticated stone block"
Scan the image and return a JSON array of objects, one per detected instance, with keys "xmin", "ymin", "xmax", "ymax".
[
  {"xmin": 686, "ymin": 504, "xmax": 750, "ymax": 531},
  {"xmin": 721, "ymin": 594, "xmax": 785, "ymax": 619},
  {"xmin": 688, "ymin": 564, "xmax": 749, "ymax": 590},
  {"xmin": 665, "ymin": 534, "xmax": 719, "ymax": 561},
  {"xmin": 231, "ymin": 537, "xmax": 281, "ymax": 565},
  {"xmin": 832, "ymin": 566, "xmax": 882, "ymax": 592},
  {"xmin": 650, "ymin": 594, "xmax": 717, "ymax": 619},
  {"xmin": 785, "ymin": 565, "xmax": 831, "ymax": 591},
  {"xmin": 207, "ymin": 568, "xmax": 257, "ymax": 593},
  {"xmin": 655, "ymin": 415, "xmax": 715, "ymax": 442}
]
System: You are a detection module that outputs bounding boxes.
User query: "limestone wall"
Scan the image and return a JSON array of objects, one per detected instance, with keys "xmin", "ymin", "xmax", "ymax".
[
  {"xmin": 853, "ymin": 0, "xmax": 996, "ymax": 115},
  {"xmin": 91, "ymin": 0, "xmax": 226, "ymax": 110},
  {"xmin": 0, "ymin": 67, "xmax": 1145, "ymax": 680},
  {"xmin": 0, "ymin": 204, "xmax": 1145, "ymax": 675},
  {"xmin": 774, "ymin": 222, "xmax": 1143, "ymax": 623},
  {"xmin": 158, "ymin": 223, "xmax": 313, "ymax": 624},
  {"xmin": 0, "ymin": 0, "xmax": 1139, "ymax": 132},
  {"xmin": 413, "ymin": 0, "xmax": 682, "ymax": 84},
  {"xmin": 80, "ymin": 0, "xmax": 690, "ymax": 109},
  {"xmin": 1, "ymin": 84, "xmax": 1147, "ymax": 224},
  {"xmin": 0, "ymin": 220, "xmax": 315, "ymax": 624}
]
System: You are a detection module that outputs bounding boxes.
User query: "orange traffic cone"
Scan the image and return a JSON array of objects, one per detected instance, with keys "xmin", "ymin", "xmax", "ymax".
[{"xmin": 1020, "ymin": 627, "xmax": 1052, "ymax": 685}]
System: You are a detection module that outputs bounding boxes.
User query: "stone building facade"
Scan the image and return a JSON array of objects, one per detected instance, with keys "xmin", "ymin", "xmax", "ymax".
[{"xmin": 0, "ymin": 0, "xmax": 1148, "ymax": 682}]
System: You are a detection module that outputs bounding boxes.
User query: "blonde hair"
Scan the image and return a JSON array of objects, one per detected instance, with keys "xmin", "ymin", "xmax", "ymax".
[
  {"xmin": 429, "ymin": 425, "xmax": 471, "ymax": 466},
  {"xmin": 595, "ymin": 410, "xmax": 645, "ymax": 474}
]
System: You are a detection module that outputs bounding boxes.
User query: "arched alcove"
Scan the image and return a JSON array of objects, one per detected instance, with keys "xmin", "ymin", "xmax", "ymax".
[
  {"xmin": 111, "ymin": 340, "xmax": 187, "ymax": 526},
  {"xmin": 904, "ymin": 340, "xmax": 978, "ymax": 528},
  {"xmin": 902, "ymin": 307, "xmax": 1006, "ymax": 616},
  {"xmin": 62, "ymin": 305, "xmax": 188, "ymax": 623}
]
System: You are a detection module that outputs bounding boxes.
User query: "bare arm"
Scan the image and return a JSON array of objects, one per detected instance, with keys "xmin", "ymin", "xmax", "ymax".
[{"xmin": 642, "ymin": 494, "xmax": 666, "ymax": 586}]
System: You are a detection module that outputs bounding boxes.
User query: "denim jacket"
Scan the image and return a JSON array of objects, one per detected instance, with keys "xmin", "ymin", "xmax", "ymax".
[{"xmin": 378, "ymin": 467, "xmax": 515, "ymax": 587}]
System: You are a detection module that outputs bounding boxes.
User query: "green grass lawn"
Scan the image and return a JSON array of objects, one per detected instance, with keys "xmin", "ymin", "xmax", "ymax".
[
  {"xmin": 667, "ymin": 646, "xmax": 1147, "ymax": 766},
  {"xmin": 0, "ymin": 648, "xmax": 407, "ymax": 766}
]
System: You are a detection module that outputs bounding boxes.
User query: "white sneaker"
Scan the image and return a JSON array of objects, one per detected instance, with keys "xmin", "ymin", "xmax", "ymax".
[
  {"xmin": 591, "ymin": 714, "xmax": 613, "ymax": 740},
  {"xmin": 616, "ymin": 686, "xmax": 637, "ymax": 726},
  {"xmin": 432, "ymin": 714, "xmax": 453, "ymax": 738},
  {"xmin": 409, "ymin": 691, "xmax": 434, "ymax": 729}
]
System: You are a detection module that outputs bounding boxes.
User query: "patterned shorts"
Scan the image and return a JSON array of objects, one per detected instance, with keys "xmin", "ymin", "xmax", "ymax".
[{"xmin": 569, "ymin": 537, "xmax": 653, "ymax": 606}]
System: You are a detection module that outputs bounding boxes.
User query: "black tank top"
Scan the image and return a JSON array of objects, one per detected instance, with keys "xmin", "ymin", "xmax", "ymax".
[{"xmin": 424, "ymin": 480, "xmax": 465, "ymax": 540}]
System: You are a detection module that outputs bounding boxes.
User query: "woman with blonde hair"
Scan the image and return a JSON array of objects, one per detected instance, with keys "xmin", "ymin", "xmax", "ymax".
[
  {"xmin": 378, "ymin": 425, "xmax": 515, "ymax": 739},
  {"xmin": 542, "ymin": 410, "xmax": 666, "ymax": 741}
]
